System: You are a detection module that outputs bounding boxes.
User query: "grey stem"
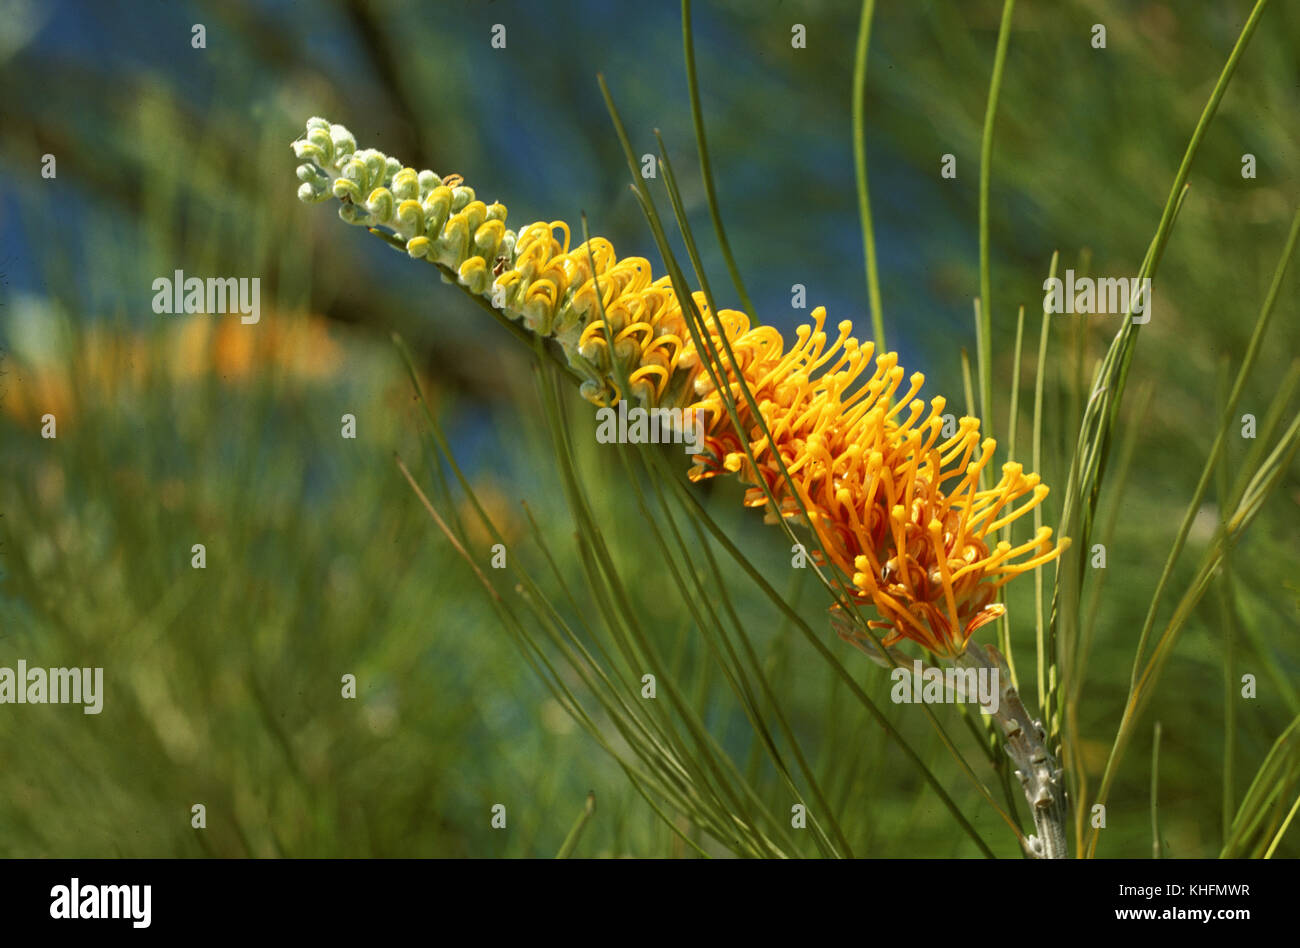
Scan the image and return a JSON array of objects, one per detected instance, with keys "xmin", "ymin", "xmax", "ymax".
[{"xmin": 955, "ymin": 643, "xmax": 1069, "ymax": 859}]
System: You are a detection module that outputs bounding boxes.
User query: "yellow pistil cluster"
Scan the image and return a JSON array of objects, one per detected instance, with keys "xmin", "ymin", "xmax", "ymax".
[
  {"xmin": 686, "ymin": 307, "xmax": 1067, "ymax": 658},
  {"xmin": 293, "ymin": 117, "xmax": 1068, "ymax": 659}
]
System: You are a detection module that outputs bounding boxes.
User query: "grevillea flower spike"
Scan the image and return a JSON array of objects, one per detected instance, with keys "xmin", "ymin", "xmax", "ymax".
[
  {"xmin": 294, "ymin": 116, "xmax": 1076, "ymax": 857},
  {"xmin": 292, "ymin": 117, "xmax": 1068, "ymax": 663}
]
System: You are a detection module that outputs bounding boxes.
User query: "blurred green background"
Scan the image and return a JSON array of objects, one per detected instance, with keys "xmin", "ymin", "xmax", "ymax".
[{"xmin": 0, "ymin": 0, "xmax": 1297, "ymax": 857}]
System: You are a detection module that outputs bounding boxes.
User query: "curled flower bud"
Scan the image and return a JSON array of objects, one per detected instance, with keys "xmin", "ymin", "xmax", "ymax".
[
  {"xmin": 392, "ymin": 167, "xmax": 420, "ymax": 201},
  {"xmin": 365, "ymin": 187, "xmax": 395, "ymax": 224},
  {"xmin": 417, "ymin": 170, "xmax": 441, "ymax": 197},
  {"xmin": 458, "ymin": 256, "xmax": 492, "ymax": 296}
]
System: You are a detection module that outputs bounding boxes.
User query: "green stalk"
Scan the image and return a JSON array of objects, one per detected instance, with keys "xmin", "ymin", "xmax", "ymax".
[
  {"xmin": 852, "ymin": 0, "xmax": 886, "ymax": 350},
  {"xmin": 1151, "ymin": 722, "xmax": 1163, "ymax": 858},
  {"xmin": 682, "ymin": 0, "xmax": 755, "ymax": 322},
  {"xmin": 556, "ymin": 793, "xmax": 597, "ymax": 858},
  {"xmin": 1032, "ymin": 251, "xmax": 1058, "ymax": 723},
  {"xmin": 976, "ymin": 0, "xmax": 1016, "ymax": 441}
]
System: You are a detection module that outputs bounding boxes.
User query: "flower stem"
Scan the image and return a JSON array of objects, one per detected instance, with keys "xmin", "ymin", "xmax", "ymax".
[{"xmin": 957, "ymin": 643, "xmax": 1069, "ymax": 858}]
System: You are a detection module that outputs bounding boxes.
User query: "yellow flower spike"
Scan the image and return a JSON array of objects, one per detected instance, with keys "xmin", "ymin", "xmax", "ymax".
[{"xmin": 294, "ymin": 116, "xmax": 1069, "ymax": 658}]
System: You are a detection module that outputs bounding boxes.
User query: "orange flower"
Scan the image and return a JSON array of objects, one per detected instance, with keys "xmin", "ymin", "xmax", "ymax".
[{"xmin": 686, "ymin": 305, "xmax": 1068, "ymax": 659}]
